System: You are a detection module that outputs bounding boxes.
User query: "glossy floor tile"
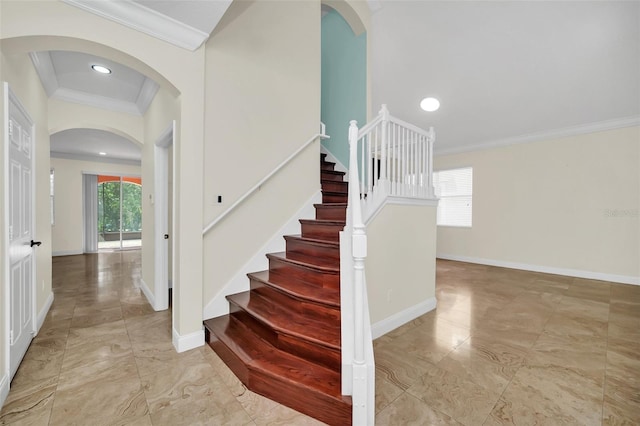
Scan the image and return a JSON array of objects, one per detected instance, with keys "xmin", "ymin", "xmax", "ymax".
[{"xmin": 1, "ymin": 254, "xmax": 639, "ymax": 425}]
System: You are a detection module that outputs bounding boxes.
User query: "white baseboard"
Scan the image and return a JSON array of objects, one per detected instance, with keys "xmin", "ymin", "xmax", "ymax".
[
  {"xmin": 52, "ymin": 249, "xmax": 83, "ymax": 257},
  {"xmin": 320, "ymin": 145, "xmax": 348, "ymax": 176},
  {"xmin": 203, "ymin": 191, "xmax": 322, "ymax": 320},
  {"xmin": 437, "ymin": 254, "xmax": 640, "ymax": 286},
  {"xmin": 371, "ymin": 297, "xmax": 437, "ymax": 339},
  {"xmin": 172, "ymin": 327, "xmax": 204, "ymax": 353},
  {"xmin": 139, "ymin": 278, "xmax": 158, "ymax": 311},
  {"xmin": 0, "ymin": 373, "xmax": 9, "ymax": 410},
  {"xmin": 36, "ymin": 292, "xmax": 54, "ymax": 333}
]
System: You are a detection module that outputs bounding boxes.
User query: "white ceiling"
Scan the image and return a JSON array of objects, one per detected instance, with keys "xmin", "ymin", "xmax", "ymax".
[
  {"xmin": 51, "ymin": 129, "xmax": 141, "ymax": 165},
  {"xmin": 370, "ymin": 1, "xmax": 640, "ymax": 155},
  {"xmin": 44, "ymin": 0, "xmax": 233, "ymax": 164},
  {"xmin": 39, "ymin": 1, "xmax": 639, "ymax": 162}
]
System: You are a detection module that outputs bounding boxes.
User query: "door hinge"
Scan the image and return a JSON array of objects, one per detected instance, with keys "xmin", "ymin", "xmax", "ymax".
[
  {"xmin": 9, "ymin": 225, "xmax": 13, "ymax": 241},
  {"xmin": 9, "ymin": 330, "xmax": 13, "ymax": 345}
]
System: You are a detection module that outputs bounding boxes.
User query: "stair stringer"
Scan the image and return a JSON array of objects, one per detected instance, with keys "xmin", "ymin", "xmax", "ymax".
[{"xmin": 203, "ymin": 190, "xmax": 322, "ymax": 320}]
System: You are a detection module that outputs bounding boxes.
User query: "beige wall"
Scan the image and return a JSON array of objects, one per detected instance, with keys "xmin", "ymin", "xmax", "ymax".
[
  {"xmin": 0, "ymin": 51, "xmax": 52, "ymax": 385},
  {"xmin": 141, "ymin": 87, "xmax": 179, "ymax": 302},
  {"xmin": 48, "ymin": 99, "xmax": 143, "ymax": 145},
  {"xmin": 50, "ymin": 157, "xmax": 141, "ymax": 255},
  {"xmin": 366, "ymin": 203, "xmax": 438, "ymax": 325},
  {"xmin": 202, "ymin": 0, "xmax": 321, "ymax": 309},
  {"xmin": 435, "ymin": 126, "xmax": 640, "ymax": 283}
]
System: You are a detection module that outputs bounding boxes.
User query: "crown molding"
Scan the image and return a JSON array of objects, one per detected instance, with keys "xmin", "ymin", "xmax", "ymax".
[
  {"xmin": 29, "ymin": 51, "xmax": 58, "ymax": 96},
  {"xmin": 61, "ymin": 0, "xmax": 211, "ymax": 51},
  {"xmin": 136, "ymin": 77, "xmax": 159, "ymax": 115},
  {"xmin": 52, "ymin": 87, "xmax": 142, "ymax": 116},
  {"xmin": 435, "ymin": 116, "xmax": 640, "ymax": 156},
  {"xmin": 51, "ymin": 151, "xmax": 141, "ymax": 166}
]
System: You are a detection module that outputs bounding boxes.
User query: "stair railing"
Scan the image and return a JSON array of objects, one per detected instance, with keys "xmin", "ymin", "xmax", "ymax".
[
  {"xmin": 341, "ymin": 105, "xmax": 435, "ymax": 424},
  {"xmin": 202, "ymin": 124, "xmax": 328, "ymax": 235}
]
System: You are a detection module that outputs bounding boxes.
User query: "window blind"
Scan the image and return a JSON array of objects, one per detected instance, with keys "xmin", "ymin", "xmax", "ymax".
[{"xmin": 433, "ymin": 167, "xmax": 473, "ymax": 227}]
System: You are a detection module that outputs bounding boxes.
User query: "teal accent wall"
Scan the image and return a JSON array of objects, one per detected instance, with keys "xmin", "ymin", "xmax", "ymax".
[{"xmin": 321, "ymin": 9, "xmax": 366, "ymax": 168}]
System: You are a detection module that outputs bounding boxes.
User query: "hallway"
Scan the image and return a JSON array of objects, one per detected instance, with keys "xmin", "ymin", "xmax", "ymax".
[{"xmin": 0, "ymin": 252, "xmax": 322, "ymax": 425}]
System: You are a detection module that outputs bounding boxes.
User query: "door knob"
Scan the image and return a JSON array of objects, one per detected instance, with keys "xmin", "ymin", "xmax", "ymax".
[{"xmin": 30, "ymin": 240, "xmax": 42, "ymax": 247}]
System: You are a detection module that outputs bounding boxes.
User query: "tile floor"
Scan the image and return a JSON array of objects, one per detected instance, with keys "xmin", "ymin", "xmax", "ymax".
[{"xmin": 1, "ymin": 253, "xmax": 638, "ymax": 425}]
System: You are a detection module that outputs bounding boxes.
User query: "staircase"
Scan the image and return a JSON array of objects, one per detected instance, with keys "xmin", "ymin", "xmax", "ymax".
[{"xmin": 204, "ymin": 153, "xmax": 352, "ymax": 425}]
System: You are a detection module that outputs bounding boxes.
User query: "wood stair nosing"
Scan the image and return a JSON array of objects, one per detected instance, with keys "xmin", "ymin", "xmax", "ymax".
[
  {"xmin": 322, "ymin": 191, "xmax": 348, "ymax": 203},
  {"xmin": 204, "ymin": 316, "xmax": 352, "ymax": 426},
  {"xmin": 321, "ymin": 169, "xmax": 346, "ymax": 181},
  {"xmin": 321, "ymin": 180, "xmax": 349, "ymax": 193},
  {"xmin": 248, "ymin": 270, "xmax": 340, "ymax": 308},
  {"xmin": 226, "ymin": 291, "xmax": 341, "ymax": 349},
  {"xmin": 267, "ymin": 252, "xmax": 340, "ymax": 289},
  {"xmin": 284, "ymin": 235, "xmax": 340, "ymax": 261},
  {"xmin": 299, "ymin": 219, "xmax": 346, "ymax": 243},
  {"xmin": 225, "ymin": 293, "xmax": 341, "ymax": 372},
  {"xmin": 314, "ymin": 203, "xmax": 348, "ymax": 221}
]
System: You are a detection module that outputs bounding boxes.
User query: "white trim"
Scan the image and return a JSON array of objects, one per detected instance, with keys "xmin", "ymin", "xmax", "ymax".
[
  {"xmin": 52, "ymin": 87, "xmax": 142, "ymax": 116},
  {"xmin": 52, "ymin": 249, "xmax": 83, "ymax": 257},
  {"xmin": 29, "ymin": 51, "xmax": 157, "ymax": 116},
  {"xmin": 139, "ymin": 278, "xmax": 158, "ymax": 311},
  {"xmin": 320, "ymin": 145, "xmax": 349, "ymax": 176},
  {"xmin": 371, "ymin": 297, "xmax": 437, "ymax": 339},
  {"xmin": 437, "ymin": 254, "xmax": 640, "ymax": 286},
  {"xmin": 0, "ymin": 373, "xmax": 9, "ymax": 410},
  {"xmin": 153, "ymin": 121, "xmax": 174, "ymax": 313},
  {"xmin": 203, "ymin": 191, "xmax": 322, "ymax": 320},
  {"xmin": 172, "ymin": 327, "xmax": 204, "ymax": 353},
  {"xmin": 364, "ymin": 195, "xmax": 438, "ymax": 226},
  {"xmin": 435, "ymin": 116, "xmax": 640, "ymax": 156},
  {"xmin": 36, "ymin": 292, "xmax": 54, "ymax": 333},
  {"xmin": 61, "ymin": 0, "xmax": 215, "ymax": 51},
  {"xmin": 51, "ymin": 151, "xmax": 141, "ymax": 166},
  {"xmin": 136, "ymin": 78, "xmax": 160, "ymax": 114},
  {"xmin": 28, "ymin": 52, "xmax": 58, "ymax": 97},
  {"xmin": 3, "ymin": 82, "xmax": 10, "ymax": 385}
]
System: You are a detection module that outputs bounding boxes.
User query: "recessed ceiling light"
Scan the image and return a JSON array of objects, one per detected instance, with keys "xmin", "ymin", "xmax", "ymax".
[
  {"xmin": 91, "ymin": 65, "xmax": 111, "ymax": 74},
  {"xmin": 420, "ymin": 97, "xmax": 440, "ymax": 112},
  {"xmin": 99, "ymin": 152, "xmax": 107, "ymax": 156}
]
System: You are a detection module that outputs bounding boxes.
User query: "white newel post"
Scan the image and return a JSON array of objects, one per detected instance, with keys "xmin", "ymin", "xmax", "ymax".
[{"xmin": 348, "ymin": 120, "xmax": 369, "ymax": 422}]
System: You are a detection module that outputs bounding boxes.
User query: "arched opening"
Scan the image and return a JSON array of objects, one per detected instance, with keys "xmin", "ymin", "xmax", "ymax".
[{"xmin": 320, "ymin": 2, "xmax": 368, "ymax": 168}]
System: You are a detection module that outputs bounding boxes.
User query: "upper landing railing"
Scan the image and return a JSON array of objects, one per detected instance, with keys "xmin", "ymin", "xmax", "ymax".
[{"xmin": 342, "ymin": 105, "xmax": 435, "ymax": 425}]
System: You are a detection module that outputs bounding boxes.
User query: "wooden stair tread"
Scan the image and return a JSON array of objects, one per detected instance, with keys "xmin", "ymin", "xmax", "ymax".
[
  {"xmin": 314, "ymin": 203, "xmax": 347, "ymax": 208},
  {"xmin": 204, "ymin": 316, "xmax": 346, "ymax": 399},
  {"xmin": 249, "ymin": 270, "xmax": 340, "ymax": 308},
  {"xmin": 227, "ymin": 291, "xmax": 340, "ymax": 349},
  {"xmin": 267, "ymin": 251, "xmax": 339, "ymax": 272},
  {"xmin": 284, "ymin": 234, "xmax": 340, "ymax": 247},
  {"xmin": 299, "ymin": 219, "xmax": 346, "ymax": 226}
]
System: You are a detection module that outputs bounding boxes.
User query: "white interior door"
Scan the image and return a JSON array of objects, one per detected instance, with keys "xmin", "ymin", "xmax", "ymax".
[{"xmin": 7, "ymin": 88, "xmax": 36, "ymax": 380}]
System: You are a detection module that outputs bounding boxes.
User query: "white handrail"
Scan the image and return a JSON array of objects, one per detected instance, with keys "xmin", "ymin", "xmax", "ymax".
[{"xmin": 202, "ymin": 131, "xmax": 328, "ymax": 235}]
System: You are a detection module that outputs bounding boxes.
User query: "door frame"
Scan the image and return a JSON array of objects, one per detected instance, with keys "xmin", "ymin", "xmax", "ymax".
[
  {"xmin": 153, "ymin": 121, "xmax": 174, "ymax": 311},
  {"xmin": 3, "ymin": 83, "xmax": 37, "ymax": 384}
]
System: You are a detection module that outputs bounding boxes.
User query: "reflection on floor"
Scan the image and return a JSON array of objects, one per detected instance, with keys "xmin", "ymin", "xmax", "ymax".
[
  {"xmin": 1, "ymin": 253, "xmax": 638, "ymax": 425},
  {"xmin": 98, "ymin": 239, "xmax": 142, "ymax": 250}
]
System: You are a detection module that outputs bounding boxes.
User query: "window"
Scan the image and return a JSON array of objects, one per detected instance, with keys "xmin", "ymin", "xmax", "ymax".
[
  {"xmin": 433, "ymin": 167, "xmax": 472, "ymax": 227},
  {"xmin": 50, "ymin": 168, "xmax": 55, "ymax": 225}
]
